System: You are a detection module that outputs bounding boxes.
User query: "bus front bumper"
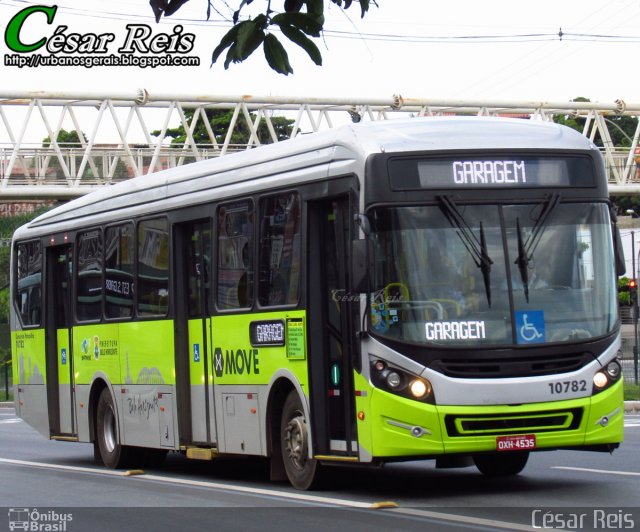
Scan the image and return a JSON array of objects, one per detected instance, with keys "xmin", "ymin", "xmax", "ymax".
[{"xmin": 355, "ymin": 377, "xmax": 624, "ymax": 459}]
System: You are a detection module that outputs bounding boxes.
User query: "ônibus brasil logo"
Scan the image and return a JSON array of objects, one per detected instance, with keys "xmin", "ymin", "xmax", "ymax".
[
  {"xmin": 3, "ymin": 5, "xmax": 200, "ymax": 69},
  {"xmin": 8, "ymin": 508, "xmax": 73, "ymax": 531}
]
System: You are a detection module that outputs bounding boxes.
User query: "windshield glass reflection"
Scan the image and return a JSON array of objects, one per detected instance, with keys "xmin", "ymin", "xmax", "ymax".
[{"xmin": 369, "ymin": 203, "xmax": 617, "ymax": 347}]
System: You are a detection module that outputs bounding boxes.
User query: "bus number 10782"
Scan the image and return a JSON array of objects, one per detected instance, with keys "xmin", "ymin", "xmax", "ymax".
[{"xmin": 548, "ymin": 380, "xmax": 587, "ymax": 395}]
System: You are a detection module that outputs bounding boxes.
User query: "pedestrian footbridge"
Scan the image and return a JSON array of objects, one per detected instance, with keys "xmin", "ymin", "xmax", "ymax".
[{"xmin": 1, "ymin": 90, "xmax": 639, "ymax": 200}]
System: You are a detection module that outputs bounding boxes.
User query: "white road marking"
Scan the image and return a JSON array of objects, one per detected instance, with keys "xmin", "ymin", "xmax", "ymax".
[
  {"xmin": 0, "ymin": 457, "xmax": 539, "ymax": 530},
  {"xmin": 385, "ymin": 507, "xmax": 542, "ymax": 531},
  {"xmin": 0, "ymin": 419, "xmax": 21, "ymax": 424},
  {"xmin": 553, "ymin": 466, "xmax": 640, "ymax": 477}
]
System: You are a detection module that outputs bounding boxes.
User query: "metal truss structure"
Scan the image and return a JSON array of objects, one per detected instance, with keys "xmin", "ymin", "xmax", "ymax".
[{"xmin": 1, "ymin": 89, "xmax": 640, "ymax": 200}]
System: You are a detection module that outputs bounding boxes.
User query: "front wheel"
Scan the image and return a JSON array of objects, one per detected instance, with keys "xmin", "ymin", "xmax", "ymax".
[
  {"xmin": 280, "ymin": 390, "xmax": 321, "ymax": 490},
  {"xmin": 96, "ymin": 388, "xmax": 135, "ymax": 469},
  {"xmin": 473, "ymin": 451, "xmax": 529, "ymax": 477}
]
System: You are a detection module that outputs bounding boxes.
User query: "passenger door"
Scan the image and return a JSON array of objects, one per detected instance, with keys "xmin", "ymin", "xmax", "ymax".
[
  {"xmin": 45, "ymin": 244, "xmax": 76, "ymax": 436},
  {"xmin": 174, "ymin": 221, "xmax": 217, "ymax": 446},
  {"xmin": 307, "ymin": 195, "xmax": 357, "ymax": 457}
]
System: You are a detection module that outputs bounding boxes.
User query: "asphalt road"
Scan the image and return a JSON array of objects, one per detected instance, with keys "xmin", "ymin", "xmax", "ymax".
[{"xmin": 1, "ymin": 406, "xmax": 639, "ymax": 532}]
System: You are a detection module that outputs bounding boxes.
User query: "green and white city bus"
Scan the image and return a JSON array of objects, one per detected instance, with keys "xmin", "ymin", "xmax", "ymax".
[{"xmin": 11, "ymin": 117, "xmax": 625, "ymax": 489}]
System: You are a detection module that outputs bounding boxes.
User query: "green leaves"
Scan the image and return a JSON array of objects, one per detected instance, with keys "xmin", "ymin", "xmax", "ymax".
[
  {"xmin": 211, "ymin": 15, "xmax": 267, "ymax": 69},
  {"xmin": 212, "ymin": 9, "xmax": 322, "ymax": 75},
  {"xmin": 272, "ymin": 12, "xmax": 324, "ymax": 37},
  {"xmin": 278, "ymin": 22, "xmax": 322, "ymax": 65},
  {"xmin": 331, "ymin": 0, "xmax": 372, "ymax": 17},
  {"xmin": 208, "ymin": 0, "xmax": 376, "ymax": 75},
  {"xmin": 263, "ymin": 34, "xmax": 294, "ymax": 75}
]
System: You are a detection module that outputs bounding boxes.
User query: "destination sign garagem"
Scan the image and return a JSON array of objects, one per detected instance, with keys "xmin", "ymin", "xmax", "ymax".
[
  {"xmin": 451, "ymin": 160, "xmax": 526, "ymax": 185},
  {"xmin": 250, "ymin": 320, "xmax": 285, "ymax": 347},
  {"xmin": 389, "ymin": 155, "xmax": 595, "ymax": 190}
]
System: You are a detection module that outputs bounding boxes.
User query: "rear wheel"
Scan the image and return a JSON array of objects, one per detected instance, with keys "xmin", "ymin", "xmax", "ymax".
[
  {"xmin": 280, "ymin": 390, "xmax": 321, "ymax": 490},
  {"xmin": 473, "ymin": 451, "xmax": 529, "ymax": 477},
  {"xmin": 96, "ymin": 388, "xmax": 135, "ymax": 469}
]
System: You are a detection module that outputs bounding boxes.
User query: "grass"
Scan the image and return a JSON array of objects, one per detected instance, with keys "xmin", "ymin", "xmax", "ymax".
[{"xmin": 624, "ymin": 383, "xmax": 640, "ymax": 401}]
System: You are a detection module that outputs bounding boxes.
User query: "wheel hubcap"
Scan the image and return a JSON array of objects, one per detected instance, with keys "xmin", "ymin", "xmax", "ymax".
[
  {"xmin": 103, "ymin": 406, "xmax": 116, "ymax": 453},
  {"xmin": 284, "ymin": 414, "xmax": 308, "ymax": 470}
]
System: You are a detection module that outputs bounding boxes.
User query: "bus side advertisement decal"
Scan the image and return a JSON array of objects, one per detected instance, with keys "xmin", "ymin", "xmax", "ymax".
[{"xmin": 211, "ymin": 311, "xmax": 307, "ymax": 384}]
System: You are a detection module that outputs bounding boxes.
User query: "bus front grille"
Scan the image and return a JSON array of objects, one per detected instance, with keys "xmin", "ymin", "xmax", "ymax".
[
  {"xmin": 432, "ymin": 353, "xmax": 593, "ymax": 379},
  {"xmin": 445, "ymin": 408, "xmax": 583, "ymax": 437}
]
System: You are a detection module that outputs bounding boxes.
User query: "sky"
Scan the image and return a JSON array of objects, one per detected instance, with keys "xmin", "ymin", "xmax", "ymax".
[{"xmin": 1, "ymin": 0, "xmax": 640, "ymax": 104}]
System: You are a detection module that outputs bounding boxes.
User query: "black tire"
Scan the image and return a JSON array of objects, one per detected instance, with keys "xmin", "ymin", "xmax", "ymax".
[
  {"xmin": 473, "ymin": 451, "xmax": 529, "ymax": 477},
  {"xmin": 96, "ymin": 388, "xmax": 135, "ymax": 469},
  {"xmin": 280, "ymin": 390, "xmax": 321, "ymax": 490}
]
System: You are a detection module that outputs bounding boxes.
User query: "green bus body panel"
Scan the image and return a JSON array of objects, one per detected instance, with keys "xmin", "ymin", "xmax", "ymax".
[
  {"xmin": 211, "ymin": 310, "xmax": 308, "ymax": 389},
  {"xmin": 120, "ymin": 321, "xmax": 175, "ymax": 385},
  {"xmin": 74, "ymin": 320, "xmax": 175, "ymax": 386},
  {"xmin": 12, "ymin": 329, "xmax": 46, "ymax": 385},
  {"xmin": 74, "ymin": 323, "xmax": 120, "ymax": 385},
  {"xmin": 359, "ymin": 377, "xmax": 623, "ymax": 458}
]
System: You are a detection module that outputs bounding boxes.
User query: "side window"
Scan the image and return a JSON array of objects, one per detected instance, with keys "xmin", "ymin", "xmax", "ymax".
[
  {"xmin": 15, "ymin": 241, "xmax": 42, "ymax": 326},
  {"xmin": 105, "ymin": 223, "xmax": 134, "ymax": 319},
  {"xmin": 138, "ymin": 218, "xmax": 169, "ymax": 317},
  {"xmin": 77, "ymin": 229, "xmax": 103, "ymax": 321},
  {"xmin": 258, "ymin": 192, "xmax": 301, "ymax": 306},
  {"xmin": 187, "ymin": 223, "xmax": 212, "ymax": 318},
  {"xmin": 217, "ymin": 201, "xmax": 254, "ymax": 310}
]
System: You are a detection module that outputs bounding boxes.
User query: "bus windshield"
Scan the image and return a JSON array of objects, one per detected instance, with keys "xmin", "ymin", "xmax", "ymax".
[{"xmin": 369, "ymin": 202, "xmax": 617, "ymax": 347}]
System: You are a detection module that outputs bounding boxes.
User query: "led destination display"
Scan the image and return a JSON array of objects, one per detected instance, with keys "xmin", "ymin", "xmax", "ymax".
[{"xmin": 389, "ymin": 155, "xmax": 595, "ymax": 190}]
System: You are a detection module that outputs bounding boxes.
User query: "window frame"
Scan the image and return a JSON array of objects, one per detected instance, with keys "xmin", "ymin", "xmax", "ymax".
[
  {"xmin": 215, "ymin": 198, "xmax": 255, "ymax": 313},
  {"xmin": 75, "ymin": 227, "xmax": 104, "ymax": 323},
  {"xmin": 104, "ymin": 221, "xmax": 135, "ymax": 321},
  {"xmin": 136, "ymin": 216, "xmax": 170, "ymax": 319},
  {"xmin": 257, "ymin": 190, "xmax": 302, "ymax": 309},
  {"xmin": 13, "ymin": 239, "xmax": 43, "ymax": 329}
]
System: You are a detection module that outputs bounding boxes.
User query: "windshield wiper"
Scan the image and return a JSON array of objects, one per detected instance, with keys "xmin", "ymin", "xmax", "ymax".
[
  {"xmin": 438, "ymin": 195, "xmax": 494, "ymax": 306},
  {"xmin": 515, "ymin": 218, "xmax": 530, "ymax": 301},
  {"xmin": 513, "ymin": 193, "xmax": 561, "ymax": 302}
]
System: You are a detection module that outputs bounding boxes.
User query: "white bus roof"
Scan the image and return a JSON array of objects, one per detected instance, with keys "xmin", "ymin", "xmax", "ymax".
[{"xmin": 14, "ymin": 117, "xmax": 597, "ymax": 239}]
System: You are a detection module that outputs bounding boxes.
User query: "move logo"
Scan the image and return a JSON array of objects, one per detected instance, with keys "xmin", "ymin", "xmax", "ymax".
[{"xmin": 213, "ymin": 347, "xmax": 260, "ymax": 378}]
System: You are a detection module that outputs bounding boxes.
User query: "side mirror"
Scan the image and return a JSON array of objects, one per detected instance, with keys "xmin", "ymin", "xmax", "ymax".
[{"xmin": 351, "ymin": 239, "xmax": 371, "ymax": 294}]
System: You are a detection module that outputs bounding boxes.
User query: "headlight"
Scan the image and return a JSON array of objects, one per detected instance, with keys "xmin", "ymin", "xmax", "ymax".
[
  {"xmin": 593, "ymin": 371, "xmax": 608, "ymax": 389},
  {"xmin": 606, "ymin": 360, "xmax": 621, "ymax": 379},
  {"xmin": 370, "ymin": 359, "xmax": 434, "ymax": 403},
  {"xmin": 592, "ymin": 359, "xmax": 622, "ymax": 394},
  {"xmin": 409, "ymin": 379, "xmax": 430, "ymax": 399}
]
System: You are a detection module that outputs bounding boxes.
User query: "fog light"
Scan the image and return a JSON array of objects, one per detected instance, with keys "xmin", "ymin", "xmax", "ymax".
[
  {"xmin": 409, "ymin": 379, "xmax": 430, "ymax": 399},
  {"xmin": 606, "ymin": 361, "xmax": 621, "ymax": 379},
  {"xmin": 386, "ymin": 371, "xmax": 401, "ymax": 389},
  {"xmin": 593, "ymin": 371, "xmax": 608, "ymax": 389}
]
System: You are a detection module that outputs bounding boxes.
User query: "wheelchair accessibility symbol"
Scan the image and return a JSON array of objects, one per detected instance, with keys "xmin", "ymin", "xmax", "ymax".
[{"xmin": 515, "ymin": 311, "xmax": 545, "ymax": 344}]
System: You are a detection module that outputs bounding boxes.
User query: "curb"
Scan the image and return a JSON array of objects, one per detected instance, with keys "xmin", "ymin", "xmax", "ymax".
[{"xmin": 624, "ymin": 401, "xmax": 640, "ymax": 413}]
